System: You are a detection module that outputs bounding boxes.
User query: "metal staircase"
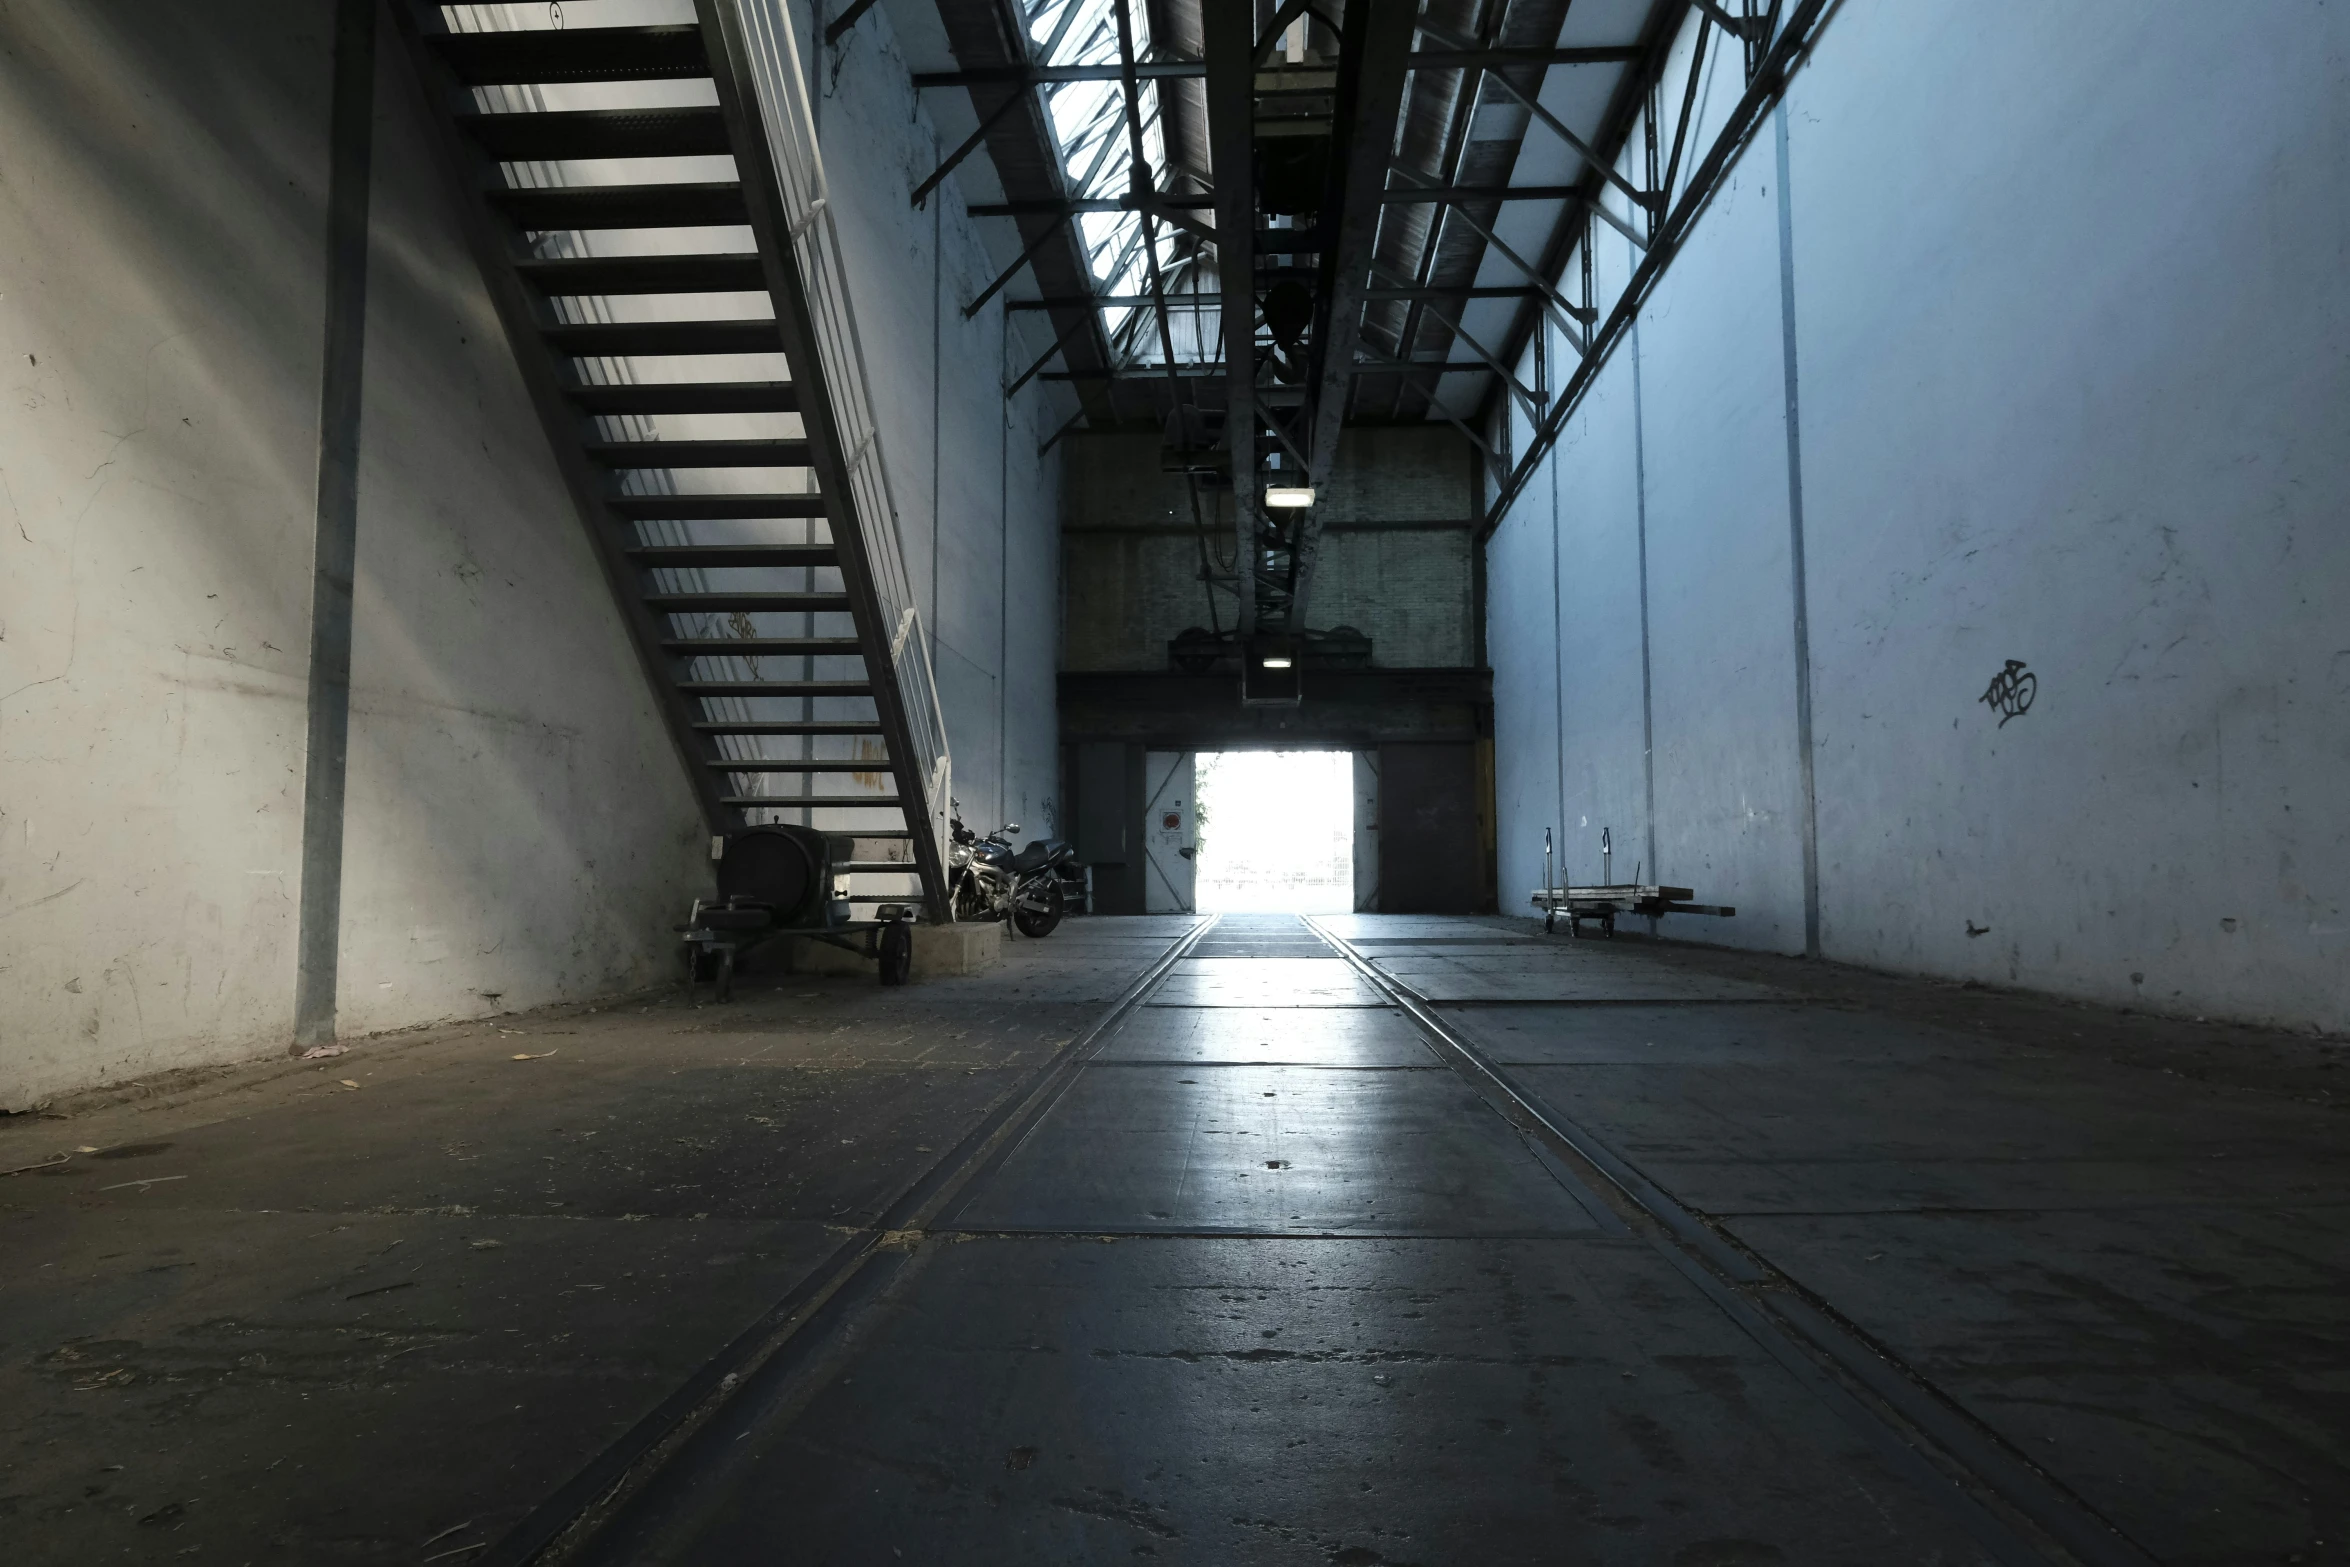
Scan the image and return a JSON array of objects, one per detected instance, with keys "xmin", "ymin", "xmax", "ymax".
[{"xmin": 391, "ymin": 0, "xmax": 953, "ymax": 923}]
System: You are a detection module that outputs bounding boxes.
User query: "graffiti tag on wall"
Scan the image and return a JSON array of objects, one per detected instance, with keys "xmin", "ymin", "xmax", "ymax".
[{"xmin": 1979, "ymin": 660, "xmax": 2036, "ymax": 727}]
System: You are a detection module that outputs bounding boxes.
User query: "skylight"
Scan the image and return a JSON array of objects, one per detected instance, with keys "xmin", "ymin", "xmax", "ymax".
[{"xmin": 1023, "ymin": 0, "xmax": 1191, "ymax": 359}]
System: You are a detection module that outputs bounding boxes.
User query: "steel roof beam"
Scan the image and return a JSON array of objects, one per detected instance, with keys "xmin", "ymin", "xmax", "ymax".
[
  {"xmin": 969, "ymin": 195, "xmax": 1219, "ymax": 216},
  {"xmin": 1113, "ymin": 0, "xmax": 1200, "ymax": 451},
  {"xmin": 1377, "ymin": 182, "xmax": 1584, "ymax": 204},
  {"xmin": 1292, "ymin": 0, "xmax": 1419, "ymax": 637},
  {"xmin": 1004, "ymin": 284, "xmax": 1541, "ymax": 310},
  {"xmin": 1387, "ymin": 165, "xmax": 1593, "ymax": 349},
  {"xmin": 911, "ymin": 84, "xmax": 1031, "ymax": 208},
  {"xmin": 964, "ymin": 210, "xmax": 1075, "ymax": 318},
  {"xmin": 1202, "ymin": 0, "xmax": 1258, "ymax": 637},
  {"xmin": 1422, "ymin": 22, "xmax": 1659, "ymax": 214},
  {"xmin": 1367, "ymin": 284, "xmax": 1540, "ymax": 300},
  {"xmin": 1370, "ymin": 262, "xmax": 1543, "ymax": 416},
  {"xmin": 915, "ymin": 58, "xmax": 1207, "ymax": 85},
  {"xmin": 1482, "ymin": 0, "xmax": 1839, "ymax": 529},
  {"xmin": 1411, "ymin": 44, "xmax": 1643, "ymax": 68},
  {"xmin": 1376, "ymin": 0, "xmax": 1520, "ymax": 423},
  {"xmin": 910, "ymin": 45, "xmax": 1638, "ymax": 88}
]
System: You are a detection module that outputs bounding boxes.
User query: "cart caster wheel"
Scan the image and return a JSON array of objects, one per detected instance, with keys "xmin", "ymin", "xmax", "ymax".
[
  {"xmin": 878, "ymin": 921, "xmax": 913, "ymax": 987},
  {"xmin": 714, "ymin": 947, "xmax": 736, "ymax": 1002},
  {"xmin": 1543, "ymin": 910, "xmax": 1556, "ymax": 934},
  {"xmin": 1600, "ymin": 913, "xmax": 1616, "ymax": 939}
]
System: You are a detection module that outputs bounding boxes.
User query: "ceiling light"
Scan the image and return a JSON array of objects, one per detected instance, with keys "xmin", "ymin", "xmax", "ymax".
[
  {"xmin": 1264, "ymin": 485, "xmax": 1315, "ymax": 508},
  {"xmin": 1261, "ymin": 656, "xmax": 1293, "ymax": 669}
]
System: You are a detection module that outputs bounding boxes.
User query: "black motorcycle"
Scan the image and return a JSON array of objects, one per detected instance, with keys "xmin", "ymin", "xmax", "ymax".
[{"xmin": 949, "ymin": 815, "xmax": 1078, "ymax": 936}]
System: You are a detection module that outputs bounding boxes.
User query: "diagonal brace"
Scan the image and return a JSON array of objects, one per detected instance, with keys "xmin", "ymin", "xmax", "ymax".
[
  {"xmin": 965, "ymin": 211, "xmax": 1074, "ymax": 318},
  {"xmin": 1370, "ymin": 261, "xmax": 1543, "ymax": 416},
  {"xmin": 913, "ymin": 87, "xmax": 1029, "ymax": 209},
  {"xmin": 1386, "ymin": 166, "xmax": 1595, "ymax": 347}
]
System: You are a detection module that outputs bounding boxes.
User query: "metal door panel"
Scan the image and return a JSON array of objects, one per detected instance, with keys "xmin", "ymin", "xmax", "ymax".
[{"xmin": 1143, "ymin": 750, "xmax": 1196, "ymax": 913}]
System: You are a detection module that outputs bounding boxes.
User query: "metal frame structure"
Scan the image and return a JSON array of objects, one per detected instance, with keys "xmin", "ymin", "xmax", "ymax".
[
  {"xmin": 1475, "ymin": 0, "xmax": 1838, "ymax": 529},
  {"xmin": 892, "ymin": 0, "xmax": 1835, "ymax": 431},
  {"xmin": 391, "ymin": 0, "xmax": 959, "ymax": 924},
  {"xmin": 878, "ymin": 0, "xmax": 1841, "ymax": 692}
]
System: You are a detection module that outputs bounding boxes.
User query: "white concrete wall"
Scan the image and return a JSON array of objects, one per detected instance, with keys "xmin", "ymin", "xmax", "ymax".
[
  {"xmin": 1488, "ymin": 0, "xmax": 2350, "ymax": 1032},
  {"xmin": 0, "ymin": 1, "xmax": 708, "ymax": 1107},
  {"xmin": 0, "ymin": 0, "xmax": 1065, "ymax": 1107}
]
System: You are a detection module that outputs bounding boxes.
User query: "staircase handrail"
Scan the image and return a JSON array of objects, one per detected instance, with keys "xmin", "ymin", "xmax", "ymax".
[{"xmin": 719, "ymin": 0, "xmax": 955, "ymax": 900}]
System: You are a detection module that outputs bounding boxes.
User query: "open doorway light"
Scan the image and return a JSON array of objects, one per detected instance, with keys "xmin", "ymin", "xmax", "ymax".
[{"xmin": 1194, "ymin": 750, "xmax": 1352, "ymax": 912}]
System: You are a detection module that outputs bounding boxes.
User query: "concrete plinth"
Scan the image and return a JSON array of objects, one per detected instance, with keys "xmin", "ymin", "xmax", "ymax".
[
  {"xmin": 785, "ymin": 920, "xmax": 1001, "ymax": 980},
  {"xmin": 911, "ymin": 919, "xmax": 1001, "ymax": 977}
]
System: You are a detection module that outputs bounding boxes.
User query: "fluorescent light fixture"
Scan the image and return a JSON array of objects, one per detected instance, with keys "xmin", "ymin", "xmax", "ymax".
[
  {"xmin": 1261, "ymin": 656, "xmax": 1293, "ymax": 669},
  {"xmin": 1263, "ymin": 485, "xmax": 1315, "ymax": 508}
]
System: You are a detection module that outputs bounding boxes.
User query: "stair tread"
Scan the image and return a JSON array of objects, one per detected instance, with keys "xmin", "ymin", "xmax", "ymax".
[
  {"xmin": 518, "ymin": 254, "xmax": 766, "ymax": 295},
  {"xmin": 838, "ymin": 862, "xmax": 920, "ymax": 873},
  {"xmin": 647, "ymin": 592, "xmax": 850, "ymax": 612},
  {"xmin": 703, "ymin": 757, "xmax": 891, "ymax": 770},
  {"xmin": 664, "ymin": 638, "xmax": 864, "ymax": 654},
  {"xmin": 632, "ymin": 544, "xmax": 835, "ymax": 566},
  {"xmin": 680, "ymin": 680, "xmax": 874, "ymax": 695},
  {"xmin": 543, "ymin": 320, "xmax": 781, "ymax": 356},
  {"xmin": 717, "ymin": 794, "xmax": 904, "ymax": 807},
  {"xmin": 722, "ymin": 816, "xmax": 914, "ymax": 835},
  {"xmin": 610, "ymin": 495, "xmax": 829, "ymax": 520},
  {"xmin": 493, "ymin": 183, "xmax": 749, "ymax": 230},
  {"xmin": 694, "ymin": 720, "xmax": 883, "ymax": 735},
  {"xmin": 431, "ymin": 25, "xmax": 710, "ymax": 85},
  {"xmin": 589, "ymin": 439, "xmax": 812, "ymax": 467},
  {"xmin": 459, "ymin": 106, "xmax": 731, "ymax": 161},
  {"xmin": 566, "ymin": 380, "xmax": 797, "ymax": 415}
]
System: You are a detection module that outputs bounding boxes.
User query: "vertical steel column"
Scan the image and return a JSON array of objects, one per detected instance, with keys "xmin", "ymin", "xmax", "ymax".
[
  {"xmin": 1290, "ymin": 0, "xmax": 1418, "ymax": 636},
  {"xmin": 293, "ymin": 0, "xmax": 378, "ymax": 1051},
  {"xmin": 1202, "ymin": 0, "xmax": 1258, "ymax": 638}
]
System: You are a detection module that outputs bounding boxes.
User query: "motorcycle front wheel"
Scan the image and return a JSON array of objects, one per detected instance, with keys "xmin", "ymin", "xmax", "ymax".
[{"xmin": 1012, "ymin": 878, "xmax": 1064, "ymax": 938}]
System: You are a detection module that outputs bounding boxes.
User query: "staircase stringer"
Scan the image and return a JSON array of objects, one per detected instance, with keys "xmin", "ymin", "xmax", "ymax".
[
  {"xmin": 385, "ymin": 2, "xmax": 737, "ymax": 836},
  {"xmin": 696, "ymin": 0, "xmax": 956, "ymax": 924}
]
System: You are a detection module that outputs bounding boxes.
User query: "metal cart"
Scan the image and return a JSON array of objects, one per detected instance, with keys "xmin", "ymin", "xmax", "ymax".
[
  {"xmin": 1533, "ymin": 827, "xmax": 1734, "ymax": 937},
  {"xmin": 679, "ymin": 825, "xmax": 918, "ymax": 998},
  {"xmin": 1530, "ymin": 884, "xmax": 1736, "ymax": 937}
]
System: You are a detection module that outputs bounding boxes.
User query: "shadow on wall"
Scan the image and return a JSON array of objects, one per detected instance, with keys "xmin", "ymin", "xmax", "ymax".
[{"xmin": 0, "ymin": 0, "xmax": 707, "ymax": 1105}]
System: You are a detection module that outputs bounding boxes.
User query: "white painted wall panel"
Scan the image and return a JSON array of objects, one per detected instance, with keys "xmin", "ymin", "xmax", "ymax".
[
  {"xmin": 1633, "ymin": 167, "xmax": 1806, "ymax": 953},
  {"xmin": 1553, "ymin": 364, "xmax": 1654, "ymax": 895},
  {"xmin": 1487, "ymin": 0, "xmax": 2350, "ymax": 1030},
  {"xmin": 1485, "ymin": 465, "xmax": 1556, "ymax": 905},
  {"xmin": 1786, "ymin": 0, "xmax": 2350, "ymax": 1023}
]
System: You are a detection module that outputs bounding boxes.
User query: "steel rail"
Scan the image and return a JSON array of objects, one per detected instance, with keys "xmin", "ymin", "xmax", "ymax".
[
  {"xmin": 1304, "ymin": 916, "xmax": 2158, "ymax": 1567},
  {"xmin": 483, "ymin": 916, "xmax": 1217, "ymax": 1567}
]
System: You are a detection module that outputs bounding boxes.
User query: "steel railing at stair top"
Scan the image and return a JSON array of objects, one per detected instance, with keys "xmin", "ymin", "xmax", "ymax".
[{"xmin": 719, "ymin": 0, "xmax": 956, "ymax": 888}]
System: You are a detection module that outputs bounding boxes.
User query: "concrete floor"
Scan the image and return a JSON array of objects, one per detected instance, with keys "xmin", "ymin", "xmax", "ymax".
[{"xmin": 2, "ymin": 915, "xmax": 2344, "ymax": 1564}]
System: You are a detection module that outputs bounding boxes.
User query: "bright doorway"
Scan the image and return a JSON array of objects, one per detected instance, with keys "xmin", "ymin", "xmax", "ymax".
[{"xmin": 1194, "ymin": 750, "xmax": 1355, "ymax": 912}]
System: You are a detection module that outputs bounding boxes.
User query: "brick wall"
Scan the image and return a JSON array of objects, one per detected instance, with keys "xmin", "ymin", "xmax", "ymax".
[{"xmin": 1060, "ymin": 426, "xmax": 1477, "ymax": 671}]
